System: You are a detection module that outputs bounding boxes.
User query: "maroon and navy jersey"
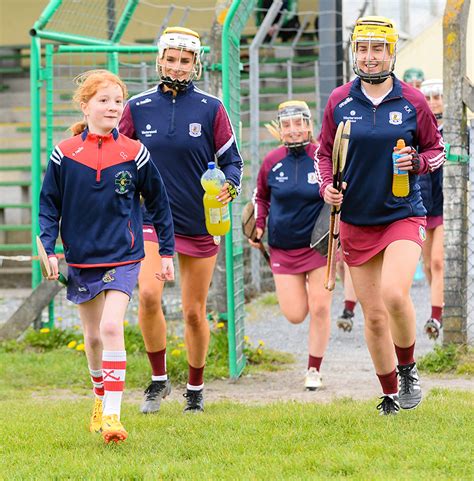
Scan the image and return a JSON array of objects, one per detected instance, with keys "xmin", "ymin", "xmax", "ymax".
[
  {"xmin": 119, "ymin": 82, "xmax": 244, "ymax": 236},
  {"xmin": 315, "ymin": 76, "xmax": 445, "ymax": 226},
  {"xmin": 39, "ymin": 129, "xmax": 174, "ymax": 267},
  {"xmin": 254, "ymin": 144, "xmax": 324, "ymax": 249}
]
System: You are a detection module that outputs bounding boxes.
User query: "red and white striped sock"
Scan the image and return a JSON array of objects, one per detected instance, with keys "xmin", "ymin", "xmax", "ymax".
[
  {"xmin": 89, "ymin": 367, "xmax": 104, "ymax": 399},
  {"xmin": 102, "ymin": 350, "xmax": 126, "ymax": 417}
]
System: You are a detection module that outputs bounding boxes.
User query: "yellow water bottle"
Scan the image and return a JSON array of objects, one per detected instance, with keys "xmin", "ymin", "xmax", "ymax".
[
  {"xmin": 201, "ymin": 162, "xmax": 231, "ymax": 236},
  {"xmin": 392, "ymin": 138, "xmax": 409, "ymax": 197}
]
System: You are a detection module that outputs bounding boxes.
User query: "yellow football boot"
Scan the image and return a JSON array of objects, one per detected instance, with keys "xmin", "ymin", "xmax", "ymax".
[
  {"xmin": 101, "ymin": 414, "xmax": 128, "ymax": 444},
  {"xmin": 89, "ymin": 397, "xmax": 103, "ymax": 433}
]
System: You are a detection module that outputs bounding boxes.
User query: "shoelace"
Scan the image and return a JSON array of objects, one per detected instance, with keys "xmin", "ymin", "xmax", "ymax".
[
  {"xmin": 376, "ymin": 396, "xmax": 400, "ymax": 415},
  {"xmin": 92, "ymin": 402, "xmax": 102, "ymax": 421},
  {"xmin": 144, "ymin": 381, "xmax": 166, "ymax": 400},
  {"xmin": 398, "ymin": 366, "xmax": 418, "ymax": 395},
  {"xmin": 183, "ymin": 390, "xmax": 203, "ymax": 408}
]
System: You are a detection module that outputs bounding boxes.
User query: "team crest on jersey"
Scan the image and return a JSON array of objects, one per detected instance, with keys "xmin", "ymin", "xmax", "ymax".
[
  {"xmin": 307, "ymin": 172, "xmax": 318, "ymax": 184},
  {"xmin": 389, "ymin": 111, "xmax": 403, "ymax": 125},
  {"xmin": 419, "ymin": 226, "xmax": 426, "ymax": 242},
  {"xmin": 114, "ymin": 171, "xmax": 132, "ymax": 194},
  {"xmin": 102, "ymin": 269, "xmax": 116, "ymax": 283},
  {"xmin": 189, "ymin": 123, "xmax": 202, "ymax": 137}
]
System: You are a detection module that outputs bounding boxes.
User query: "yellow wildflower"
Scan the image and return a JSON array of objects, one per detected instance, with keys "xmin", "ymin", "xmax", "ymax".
[
  {"xmin": 67, "ymin": 340, "xmax": 77, "ymax": 349},
  {"xmin": 75, "ymin": 343, "xmax": 85, "ymax": 351},
  {"xmin": 244, "ymin": 335, "xmax": 250, "ymax": 343},
  {"xmin": 257, "ymin": 348, "xmax": 263, "ymax": 355},
  {"xmin": 73, "ymin": 325, "xmax": 81, "ymax": 330},
  {"xmin": 178, "ymin": 343, "xmax": 185, "ymax": 348},
  {"xmin": 171, "ymin": 349, "xmax": 181, "ymax": 357},
  {"xmin": 123, "ymin": 320, "xmax": 129, "ymax": 326},
  {"xmin": 216, "ymin": 322, "xmax": 225, "ymax": 329},
  {"xmin": 258, "ymin": 340, "xmax": 265, "ymax": 347},
  {"xmin": 40, "ymin": 328, "xmax": 50, "ymax": 333}
]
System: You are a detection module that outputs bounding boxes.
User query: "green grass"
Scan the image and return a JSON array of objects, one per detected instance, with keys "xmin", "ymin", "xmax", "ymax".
[
  {"xmin": 0, "ymin": 390, "xmax": 472, "ymax": 480},
  {"xmin": 418, "ymin": 344, "xmax": 474, "ymax": 375},
  {"xmin": 0, "ymin": 325, "xmax": 293, "ymax": 396}
]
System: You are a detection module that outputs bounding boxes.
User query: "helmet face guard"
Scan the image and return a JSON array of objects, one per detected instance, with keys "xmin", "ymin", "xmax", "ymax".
[
  {"xmin": 157, "ymin": 27, "xmax": 202, "ymax": 91},
  {"xmin": 277, "ymin": 101, "xmax": 313, "ymax": 149},
  {"xmin": 351, "ymin": 16, "xmax": 398, "ymax": 85}
]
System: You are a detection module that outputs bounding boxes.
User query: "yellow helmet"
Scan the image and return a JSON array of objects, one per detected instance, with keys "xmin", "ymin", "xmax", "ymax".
[{"xmin": 351, "ymin": 16, "xmax": 398, "ymax": 84}]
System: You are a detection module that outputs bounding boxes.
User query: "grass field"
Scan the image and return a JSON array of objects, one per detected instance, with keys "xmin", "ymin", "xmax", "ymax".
[{"xmin": 0, "ymin": 389, "xmax": 472, "ymax": 480}]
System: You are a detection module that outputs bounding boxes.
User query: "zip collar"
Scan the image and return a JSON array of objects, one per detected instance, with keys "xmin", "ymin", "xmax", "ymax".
[
  {"xmin": 81, "ymin": 127, "xmax": 119, "ymax": 142},
  {"xmin": 350, "ymin": 75, "xmax": 403, "ymax": 105}
]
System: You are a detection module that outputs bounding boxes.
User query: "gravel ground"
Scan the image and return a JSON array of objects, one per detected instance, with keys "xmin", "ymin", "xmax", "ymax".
[{"xmin": 1, "ymin": 279, "xmax": 473, "ymax": 405}]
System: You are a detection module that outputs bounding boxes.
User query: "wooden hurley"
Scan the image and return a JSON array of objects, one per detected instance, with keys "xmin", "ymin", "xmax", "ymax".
[
  {"xmin": 324, "ymin": 120, "xmax": 351, "ymax": 291},
  {"xmin": 241, "ymin": 201, "xmax": 271, "ymax": 266},
  {"xmin": 36, "ymin": 236, "xmax": 68, "ymax": 286}
]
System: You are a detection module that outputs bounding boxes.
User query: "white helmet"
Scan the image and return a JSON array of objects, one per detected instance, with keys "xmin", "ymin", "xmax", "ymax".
[
  {"xmin": 420, "ymin": 79, "xmax": 443, "ymax": 97},
  {"xmin": 157, "ymin": 27, "xmax": 202, "ymax": 91}
]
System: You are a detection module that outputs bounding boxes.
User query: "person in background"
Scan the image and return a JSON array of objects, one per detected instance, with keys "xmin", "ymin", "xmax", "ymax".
[
  {"xmin": 251, "ymin": 100, "xmax": 332, "ymax": 391},
  {"xmin": 256, "ymin": 0, "xmax": 300, "ymax": 42},
  {"xmin": 40, "ymin": 70, "xmax": 175, "ymax": 443},
  {"xmin": 120, "ymin": 27, "xmax": 243, "ymax": 414},
  {"xmin": 403, "ymin": 68, "xmax": 424, "ymax": 89},
  {"xmin": 418, "ymin": 79, "xmax": 445, "ymax": 340},
  {"xmin": 336, "ymin": 261, "xmax": 358, "ymax": 332}
]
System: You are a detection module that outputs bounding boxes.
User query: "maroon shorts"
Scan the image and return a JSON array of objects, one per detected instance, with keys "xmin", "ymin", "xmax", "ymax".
[
  {"xmin": 269, "ymin": 246, "xmax": 327, "ymax": 275},
  {"xmin": 340, "ymin": 217, "xmax": 426, "ymax": 267},
  {"xmin": 143, "ymin": 225, "xmax": 219, "ymax": 258},
  {"xmin": 426, "ymin": 215, "xmax": 443, "ymax": 230}
]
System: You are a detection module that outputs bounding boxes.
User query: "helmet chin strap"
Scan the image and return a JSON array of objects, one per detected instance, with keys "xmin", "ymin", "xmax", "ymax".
[{"xmin": 161, "ymin": 76, "xmax": 191, "ymax": 92}]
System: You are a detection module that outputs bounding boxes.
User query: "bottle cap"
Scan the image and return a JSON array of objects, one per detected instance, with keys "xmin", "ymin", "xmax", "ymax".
[
  {"xmin": 208, "ymin": 161, "xmax": 216, "ymax": 169},
  {"xmin": 396, "ymin": 139, "xmax": 405, "ymax": 149}
]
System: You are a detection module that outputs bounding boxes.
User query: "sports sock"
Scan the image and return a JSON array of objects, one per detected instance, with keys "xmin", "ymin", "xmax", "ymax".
[
  {"xmin": 187, "ymin": 364, "xmax": 204, "ymax": 391},
  {"xmin": 102, "ymin": 350, "xmax": 127, "ymax": 417},
  {"xmin": 376, "ymin": 369, "xmax": 398, "ymax": 395},
  {"xmin": 89, "ymin": 367, "xmax": 104, "ymax": 399},
  {"xmin": 394, "ymin": 342, "xmax": 415, "ymax": 366},
  {"xmin": 308, "ymin": 354, "xmax": 323, "ymax": 371},
  {"xmin": 344, "ymin": 300, "xmax": 356, "ymax": 313},
  {"xmin": 431, "ymin": 306, "xmax": 443, "ymax": 323},
  {"xmin": 146, "ymin": 348, "xmax": 168, "ymax": 381}
]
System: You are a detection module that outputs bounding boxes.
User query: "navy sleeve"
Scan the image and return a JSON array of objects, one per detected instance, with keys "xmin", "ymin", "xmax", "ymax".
[
  {"xmin": 135, "ymin": 145, "xmax": 175, "ymax": 257},
  {"xmin": 39, "ymin": 146, "xmax": 63, "ymax": 256},
  {"xmin": 213, "ymin": 103, "xmax": 244, "ymax": 193}
]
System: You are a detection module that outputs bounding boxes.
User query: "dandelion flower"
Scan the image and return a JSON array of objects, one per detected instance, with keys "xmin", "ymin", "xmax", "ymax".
[
  {"xmin": 40, "ymin": 327, "xmax": 50, "ymax": 333},
  {"xmin": 258, "ymin": 340, "xmax": 265, "ymax": 347},
  {"xmin": 73, "ymin": 325, "xmax": 81, "ymax": 330},
  {"xmin": 171, "ymin": 349, "xmax": 181, "ymax": 357},
  {"xmin": 244, "ymin": 335, "xmax": 250, "ymax": 343},
  {"xmin": 178, "ymin": 343, "xmax": 185, "ymax": 348},
  {"xmin": 123, "ymin": 320, "xmax": 129, "ymax": 326},
  {"xmin": 257, "ymin": 348, "xmax": 263, "ymax": 355},
  {"xmin": 75, "ymin": 343, "xmax": 85, "ymax": 351},
  {"xmin": 67, "ymin": 340, "xmax": 77, "ymax": 349},
  {"xmin": 216, "ymin": 322, "xmax": 225, "ymax": 329}
]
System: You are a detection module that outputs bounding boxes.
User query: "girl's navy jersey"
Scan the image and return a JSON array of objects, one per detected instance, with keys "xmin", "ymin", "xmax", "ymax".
[
  {"xmin": 39, "ymin": 129, "xmax": 175, "ymax": 267},
  {"xmin": 418, "ymin": 127, "xmax": 444, "ymax": 217},
  {"xmin": 255, "ymin": 144, "xmax": 324, "ymax": 249},
  {"xmin": 119, "ymin": 82, "xmax": 244, "ymax": 236},
  {"xmin": 315, "ymin": 76, "xmax": 445, "ymax": 226}
]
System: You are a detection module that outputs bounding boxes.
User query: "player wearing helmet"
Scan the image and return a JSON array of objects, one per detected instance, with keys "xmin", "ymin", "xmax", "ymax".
[
  {"xmin": 418, "ymin": 79, "xmax": 445, "ymax": 340},
  {"xmin": 251, "ymin": 101, "xmax": 332, "ymax": 391},
  {"xmin": 403, "ymin": 68, "xmax": 425, "ymax": 89},
  {"xmin": 120, "ymin": 27, "xmax": 243, "ymax": 414},
  {"xmin": 316, "ymin": 16, "xmax": 445, "ymax": 414}
]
